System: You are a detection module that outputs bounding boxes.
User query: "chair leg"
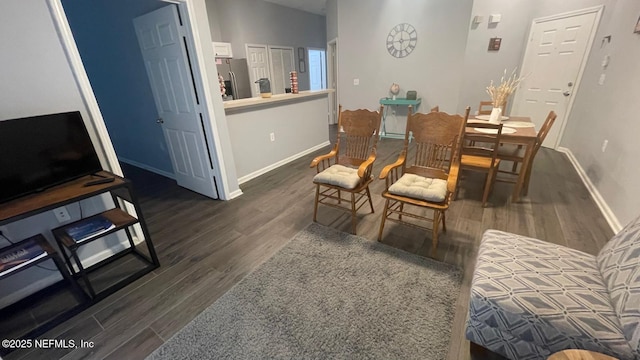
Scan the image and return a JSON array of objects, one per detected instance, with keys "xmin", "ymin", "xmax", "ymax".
[
  {"xmin": 512, "ymin": 161, "xmax": 519, "ymax": 173},
  {"xmin": 313, "ymin": 184, "xmax": 320, "ymax": 222},
  {"xmin": 523, "ymin": 163, "xmax": 533, "ymax": 196},
  {"xmin": 337, "ymin": 189, "xmax": 341, "ymax": 204},
  {"xmin": 378, "ymin": 199, "xmax": 390, "ymax": 241},
  {"xmin": 481, "ymin": 170, "xmax": 496, "ymax": 207},
  {"xmin": 350, "ymin": 192, "xmax": 357, "ymax": 234},
  {"xmin": 365, "ymin": 186, "xmax": 374, "ymax": 213},
  {"xmin": 399, "ymin": 203, "xmax": 404, "ymax": 221},
  {"xmin": 441, "ymin": 211, "xmax": 447, "ymax": 233},
  {"xmin": 431, "ymin": 210, "xmax": 440, "ymax": 255}
]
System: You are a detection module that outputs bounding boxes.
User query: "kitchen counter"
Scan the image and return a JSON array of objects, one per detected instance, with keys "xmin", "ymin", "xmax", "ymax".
[{"xmin": 223, "ymin": 89, "xmax": 333, "ymax": 112}]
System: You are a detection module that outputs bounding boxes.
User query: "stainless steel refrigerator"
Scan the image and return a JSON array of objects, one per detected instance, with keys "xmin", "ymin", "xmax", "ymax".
[{"xmin": 216, "ymin": 58, "xmax": 252, "ymax": 100}]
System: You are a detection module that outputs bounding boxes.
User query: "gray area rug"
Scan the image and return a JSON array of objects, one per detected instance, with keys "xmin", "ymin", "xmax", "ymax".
[{"xmin": 147, "ymin": 223, "xmax": 462, "ymax": 360}]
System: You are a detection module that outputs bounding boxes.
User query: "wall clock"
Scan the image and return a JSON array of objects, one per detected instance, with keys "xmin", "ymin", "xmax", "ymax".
[{"xmin": 386, "ymin": 23, "xmax": 417, "ymax": 58}]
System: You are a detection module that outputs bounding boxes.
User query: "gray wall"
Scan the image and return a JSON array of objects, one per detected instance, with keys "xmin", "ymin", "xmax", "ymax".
[
  {"xmin": 332, "ymin": 0, "xmax": 639, "ymax": 226},
  {"xmin": 457, "ymin": 0, "xmax": 535, "ymax": 114},
  {"xmin": 560, "ymin": 0, "xmax": 640, "ymax": 226},
  {"xmin": 226, "ymin": 97, "xmax": 329, "ymax": 180},
  {"xmin": 205, "ymin": 0, "xmax": 327, "ymax": 91},
  {"xmin": 0, "ymin": 0, "xmax": 127, "ymax": 307},
  {"xmin": 335, "ymin": 0, "xmax": 473, "ymax": 112},
  {"xmin": 62, "ymin": 0, "xmax": 173, "ymax": 176},
  {"xmin": 326, "ymin": 0, "xmax": 338, "ymax": 41},
  {"xmin": 458, "ymin": 0, "xmax": 615, "ymax": 115}
]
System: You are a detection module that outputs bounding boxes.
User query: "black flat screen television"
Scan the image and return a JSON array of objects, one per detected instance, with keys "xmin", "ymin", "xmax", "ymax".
[{"xmin": 0, "ymin": 111, "xmax": 103, "ymax": 203}]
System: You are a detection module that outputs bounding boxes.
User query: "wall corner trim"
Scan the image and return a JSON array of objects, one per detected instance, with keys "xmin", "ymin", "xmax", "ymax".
[
  {"xmin": 228, "ymin": 189, "xmax": 244, "ymax": 199},
  {"xmin": 557, "ymin": 147, "xmax": 622, "ymax": 233}
]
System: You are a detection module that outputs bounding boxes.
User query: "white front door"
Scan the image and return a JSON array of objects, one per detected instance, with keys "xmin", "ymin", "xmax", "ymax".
[
  {"xmin": 512, "ymin": 8, "xmax": 600, "ymax": 148},
  {"xmin": 133, "ymin": 5, "xmax": 218, "ymax": 199},
  {"xmin": 246, "ymin": 44, "xmax": 270, "ymax": 97}
]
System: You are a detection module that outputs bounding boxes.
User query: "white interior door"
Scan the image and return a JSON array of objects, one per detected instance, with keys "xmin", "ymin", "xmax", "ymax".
[
  {"xmin": 268, "ymin": 46, "xmax": 295, "ymax": 94},
  {"xmin": 133, "ymin": 5, "xmax": 218, "ymax": 199},
  {"xmin": 246, "ymin": 44, "xmax": 270, "ymax": 97},
  {"xmin": 512, "ymin": 9, "xmax": 600, "ymax": 148},
  {"xmin": 308, "ymin": 49, "xmax": 327, "ymax": 91}
]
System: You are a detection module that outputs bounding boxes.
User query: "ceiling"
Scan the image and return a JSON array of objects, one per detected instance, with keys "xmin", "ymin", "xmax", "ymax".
[{"xmin": 263, "ymin": 0, "xmax": 327, "ymax": 15}]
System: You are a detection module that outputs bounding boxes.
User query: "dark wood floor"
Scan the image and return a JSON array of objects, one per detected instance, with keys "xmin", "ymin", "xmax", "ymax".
[{"xmin": 6, "ymin": 125, "xmax": 612, "ymax": 360}]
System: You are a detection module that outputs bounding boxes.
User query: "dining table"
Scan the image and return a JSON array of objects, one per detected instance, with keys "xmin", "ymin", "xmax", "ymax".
[{"xmin": 466, "ymin": 115, "xmax": 537, "ymax": 202}]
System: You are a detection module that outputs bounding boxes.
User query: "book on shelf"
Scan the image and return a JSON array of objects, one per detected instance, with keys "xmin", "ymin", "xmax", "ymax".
[
  {"xmin": 0, "ymin": 237, "xmax": 47, "ymax": 277},
  {"xmin": 65, "ymin": 215, "xmax": 115, "ymax": 243}
]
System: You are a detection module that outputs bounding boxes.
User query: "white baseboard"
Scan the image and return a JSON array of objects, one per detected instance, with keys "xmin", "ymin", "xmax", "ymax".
[
  {"xmin": 118, "ymin": 157, "xmax": 176, "ymax": 180},
  {"xmin": 237, "ymin": 141, "xmax": 331, "ymax": 185},
  {"xmin": 557, "ymin": 147, "xmax": 622, "ymax": 233},
  {"xmin": 0, "ymin": 273, "xmax": 62, "ymax": 309},
  {"xmin": 228, "ymin": 189, "xmax": 244, "ymax": 199},
  {"xmin": 75, "ymin": 236, "xmax": 141, "ymax": 272}
]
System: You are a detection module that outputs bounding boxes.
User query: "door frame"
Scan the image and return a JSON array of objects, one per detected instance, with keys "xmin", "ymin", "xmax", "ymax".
[
  {"xmin": 516, "ymin": 6, "xmax": 603, "ymax": 149},
  {"xmin": 327, "ymin": 38, "xmax": 338, "ymax": 125},
  {"xmin": 245, "ymin": 43, "xmax": 271, "ymax": 97},
  {"xmin": 47, "ymin": 0, "xmax": 241, "ymax": 200}
]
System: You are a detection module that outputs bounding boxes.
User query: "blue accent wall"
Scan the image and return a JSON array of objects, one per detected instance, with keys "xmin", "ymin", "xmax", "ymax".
[{"xmin": 62, "ymin": 0, "xmax": 173, "ymax": 175}]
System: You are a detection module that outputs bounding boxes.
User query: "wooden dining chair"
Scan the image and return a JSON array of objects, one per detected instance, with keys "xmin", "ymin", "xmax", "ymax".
[
  {"xmin": 496, "ymin": 111, "xmax": 557, "ymax": 195},
  {"xmin": 430, "ymin": 105, "xmax": 440, "ymax": 112},
  {"xmin": 310, "ymin": 105, "xmax": 383, "ymax": 234},
  {"xmin": 378, "ymin": 107, "xmax": 468, "ymax": 255},
  {"xmin": 478, "ymin": 100, "xmax": 508, "ymax": 115},
  {"xmin": 456, "ymin": 121, "xmax": 504, "ymax": 207}
]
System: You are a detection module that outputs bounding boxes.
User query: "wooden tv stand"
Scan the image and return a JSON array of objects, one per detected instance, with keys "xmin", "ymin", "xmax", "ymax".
[{"xmin": 0, "ymin": 171, "xmax": 159, "ymax": 345}]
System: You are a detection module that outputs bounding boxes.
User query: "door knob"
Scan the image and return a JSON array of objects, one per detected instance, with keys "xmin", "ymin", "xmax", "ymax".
[
  {"xmin": 156, "ymin": 118, "xmax": 164, "ymax": 124},
  {"xmin": 563, "ymin": 91, "xmax": 571, "ymax": 97}
]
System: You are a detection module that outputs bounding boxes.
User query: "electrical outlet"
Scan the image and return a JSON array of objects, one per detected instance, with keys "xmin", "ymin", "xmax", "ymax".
[
  {"xmin": 53, "ymin": 206, "xmax": 71, "ymax": 222},
  {"xmin": 601, "ymin": 139, "xmax": 608, "ymax": 153},
  {"xmin": 270, "ymin": 132, "xmax": 275, "ymax": 142},
  {"xmin": 353, "ymin": 78, "xmax": 360, "ymax": 86}
]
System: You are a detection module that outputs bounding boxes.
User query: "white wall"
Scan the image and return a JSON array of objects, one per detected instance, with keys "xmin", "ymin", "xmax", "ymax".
[
  {"xmin": 336, "ymin": 0, "xmax": 473, "ymax": 112},
  {"xmin": 560, "ymin": 0, "xmax": 640, "ymax": 227}
]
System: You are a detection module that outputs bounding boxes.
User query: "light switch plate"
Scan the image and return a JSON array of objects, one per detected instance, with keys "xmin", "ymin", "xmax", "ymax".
[
  {"xmin": 353, "ymin": 78, "xmax": 360, "ymax": 86},
  {"xmin": 489, "ymin": 14, "xmax": 502, "ymax": 23}
]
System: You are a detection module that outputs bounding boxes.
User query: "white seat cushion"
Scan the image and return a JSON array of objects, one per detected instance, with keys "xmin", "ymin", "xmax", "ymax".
[
  {"xmin": 388, "ymin": 174, "xmax": 447, "ymax": 202},
  {"xmin": 313, "ymin": 164, "xmax": 361, "ymax": 189}
]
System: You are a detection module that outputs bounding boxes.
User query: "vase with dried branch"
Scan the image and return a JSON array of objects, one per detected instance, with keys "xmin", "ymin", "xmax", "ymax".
[{"xmin": 486, "ymin": 68, "xmax": 525, "ymax": 123}]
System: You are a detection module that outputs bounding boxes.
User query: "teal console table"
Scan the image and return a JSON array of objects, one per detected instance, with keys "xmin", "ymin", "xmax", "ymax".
[{"xmin": 379, "ymin": 97, "xmax": 422, "ymax": 139}]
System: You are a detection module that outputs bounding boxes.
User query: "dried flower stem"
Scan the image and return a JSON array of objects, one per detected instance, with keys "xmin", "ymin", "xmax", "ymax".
[{"xmin": 486, "ymin": 68, "xmax": 525, "ymax": 108}]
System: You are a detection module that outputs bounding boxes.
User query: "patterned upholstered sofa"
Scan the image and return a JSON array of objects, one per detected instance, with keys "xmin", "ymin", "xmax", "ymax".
[{"xmin": 466, "ymin": 215, "xmax": 640, "ymax": 359}]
